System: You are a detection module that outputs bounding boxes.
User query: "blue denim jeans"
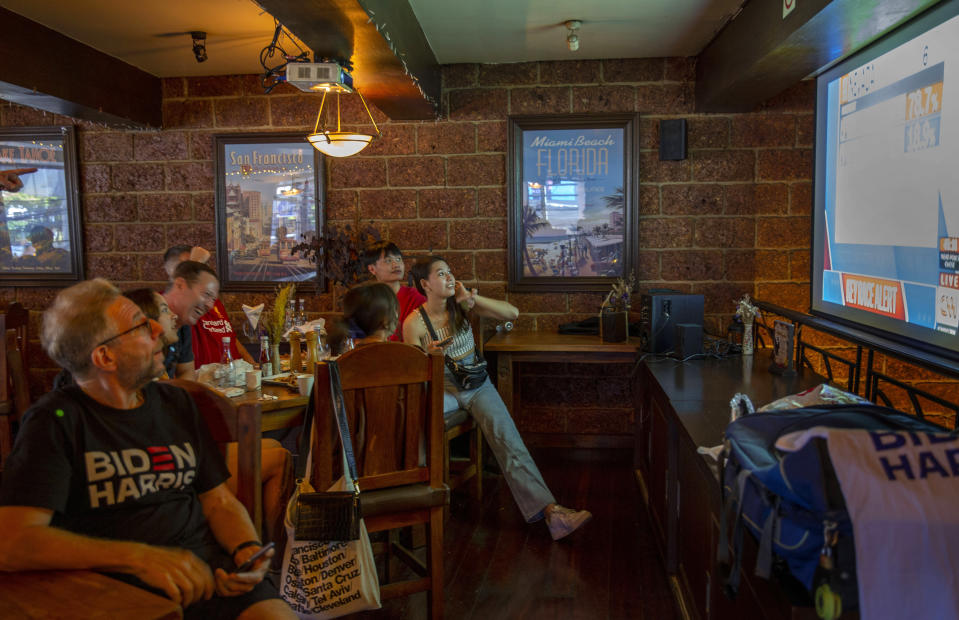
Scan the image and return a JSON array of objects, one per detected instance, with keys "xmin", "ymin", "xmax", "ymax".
[{"xmin": 443, "ymin": 373, "xmax": 555, "ymax": 522}]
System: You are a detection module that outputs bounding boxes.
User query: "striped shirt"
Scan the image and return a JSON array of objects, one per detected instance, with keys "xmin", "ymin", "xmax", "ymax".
[{"xmin": 416, "ymin": 310, "xmax": 477, "ymax": 363}]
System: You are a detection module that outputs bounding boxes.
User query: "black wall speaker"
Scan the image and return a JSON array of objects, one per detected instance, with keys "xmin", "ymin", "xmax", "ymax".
[
  {"xmin": 659, "ymin": 118, "xmax": 687, "ymax": 161},
  {"xmin": 639, "ymin": 292, "xmax": 704, "ymax": 354}
]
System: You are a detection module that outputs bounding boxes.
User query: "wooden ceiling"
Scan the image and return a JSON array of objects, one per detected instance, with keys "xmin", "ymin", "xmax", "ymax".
[{"xmin": 0, "ymin": 0, "xmax": 948, "ymax": 128}]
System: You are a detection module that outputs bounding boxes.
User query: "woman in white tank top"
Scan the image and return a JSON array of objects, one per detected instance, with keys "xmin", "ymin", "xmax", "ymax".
[{"xmin": 401, "ymin": 256, "xmax": 591, "ymax": 541}]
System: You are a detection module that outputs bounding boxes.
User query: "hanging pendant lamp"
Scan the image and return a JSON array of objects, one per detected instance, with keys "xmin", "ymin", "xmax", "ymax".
[{"xmin": 307, "ymin": 88, "xmax": 381, "ymax": 157}]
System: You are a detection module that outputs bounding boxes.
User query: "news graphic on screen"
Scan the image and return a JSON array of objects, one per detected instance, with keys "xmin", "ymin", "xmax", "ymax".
[{"xmin": 813, "ymin": 2, "xmax": 959, "ymax": 358}]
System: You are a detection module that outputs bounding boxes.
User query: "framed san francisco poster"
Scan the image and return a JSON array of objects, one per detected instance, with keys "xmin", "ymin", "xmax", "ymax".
[
  {"xmin": 506, "ymin": 114, "xmax": 639, "ymax": 293},
  {"xmin": 214, "ymin": 133, "xmax": 324, "ymax": 292}
]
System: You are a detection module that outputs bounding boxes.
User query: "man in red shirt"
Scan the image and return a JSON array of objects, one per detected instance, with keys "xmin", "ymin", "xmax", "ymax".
[
  {"xmin": 163, "ymin": 247, "xmax": 289, "ymax": 545},
  {"xmin": 163, "ymin": 246, "xmax": 254, "ymax": 367},
  {"xmin": 361, "ymin": 241, "xmax": 425, "ymax": 341}
]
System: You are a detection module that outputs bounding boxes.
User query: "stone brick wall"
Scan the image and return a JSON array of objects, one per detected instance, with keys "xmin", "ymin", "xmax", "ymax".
[{"xmin": 3, "ymin": 56, "xmax": 950, "ymax": 431}]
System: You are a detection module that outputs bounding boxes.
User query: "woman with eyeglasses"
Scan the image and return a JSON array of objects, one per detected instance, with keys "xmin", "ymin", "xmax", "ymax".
[
  {"xmin": 403, "ymin": 255, "xmax": 592, "ymax": 541},
  {"xmin": 123, "ymin": 289, "xmax": 181, "ymax": 378}
]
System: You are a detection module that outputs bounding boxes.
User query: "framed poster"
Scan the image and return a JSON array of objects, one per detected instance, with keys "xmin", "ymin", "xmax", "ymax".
[
  {"xmin": 0, "ymin": 126, "xmax": 83, "ymax": 286},
  {"xmin": 507, "ymin": 114, "xmax": 639, "ymax": 292},
  {"xmin": 214, "ymin": 133, "xmax": 324, "ymax": 292},
  {"xmin": 769, "ymin": 319, "xmax": 797, "ymax": 376}
]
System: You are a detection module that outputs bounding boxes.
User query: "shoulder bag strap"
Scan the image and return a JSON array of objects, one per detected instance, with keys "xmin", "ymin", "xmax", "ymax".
[
  {"xmin": 293, "ymin": 360, "xmax": 361, "ymax": 494},
  {"xmin": 328, "ymin": 360, "xmax": 360, "ymax": 488},
  {"xmin": 419, "ymin": 306, "xmax": 460, "ymax": 370},
  {"xmin": 295, "ymin": 385, "xmax": 315, "ymax": 481},
  {"xmin": 418, "ymin": 306, "xmax": 440, "ymax": 342}
]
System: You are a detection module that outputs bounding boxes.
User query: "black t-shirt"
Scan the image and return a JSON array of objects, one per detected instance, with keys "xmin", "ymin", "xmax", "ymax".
[
  {"xmin": 164, "ymin": 324, "xmax": 193, "ymax": 378},
  {"xmin": 0, "ymin": 382, "xmax": 229, "ymax": 549}
]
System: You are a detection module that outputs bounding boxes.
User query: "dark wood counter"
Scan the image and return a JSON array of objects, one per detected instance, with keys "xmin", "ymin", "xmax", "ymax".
[
  {"xmin": 644, "ymin": 354, "xmax": 823, "ymax": 451},
  {"xmin": 635, "ymin": 351, "xmax": 826, "ymax": 620}
]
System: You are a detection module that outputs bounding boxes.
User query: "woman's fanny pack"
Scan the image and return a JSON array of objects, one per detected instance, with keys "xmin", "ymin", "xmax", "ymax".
[{"xmin": 445, "ymin": 355, "xmax": 488, "ymax": 391}]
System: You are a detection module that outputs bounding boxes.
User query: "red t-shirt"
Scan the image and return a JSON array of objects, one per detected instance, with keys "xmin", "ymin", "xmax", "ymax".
[
  {"xmin": 392, "ymin": 286, "xmax": 426, "ymax": 341},
  {"xmin": 192, "ymin": 299, "xmax": 243, "ymax": 367}
]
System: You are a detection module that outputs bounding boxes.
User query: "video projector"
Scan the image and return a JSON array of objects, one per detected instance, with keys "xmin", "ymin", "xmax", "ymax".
[{"xmin": 285, "ymin": 62, "xmax": 354, "ymax": 93}]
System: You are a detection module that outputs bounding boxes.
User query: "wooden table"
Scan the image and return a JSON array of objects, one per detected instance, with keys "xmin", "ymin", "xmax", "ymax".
[
  {"xmin": 0, "ymin": 570, "xmax": 181, "ymax": 618},
  {"xmin": 232, "ymin": 384, "xmax": 308, "ymax": 432},
  {"xmin": 484, "ymin": 330, "xmax": 642, "ymax": 426}
]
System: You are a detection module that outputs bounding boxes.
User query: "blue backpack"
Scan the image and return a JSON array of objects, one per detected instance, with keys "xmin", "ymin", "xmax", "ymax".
[{"xmin": 718, "ymin": 404, "xmax": 953, "ymax": 613}]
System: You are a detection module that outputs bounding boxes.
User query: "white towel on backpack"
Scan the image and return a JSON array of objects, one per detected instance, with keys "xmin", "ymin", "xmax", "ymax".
[{"xmin": 777, "ymin": 427, "xmax": 959, "ymax": 620}]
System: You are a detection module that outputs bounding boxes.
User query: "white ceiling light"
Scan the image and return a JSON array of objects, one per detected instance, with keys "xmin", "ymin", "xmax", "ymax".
[{"xmin": 307, "ymin": 88, "xmax": 381, "ymax": 158}]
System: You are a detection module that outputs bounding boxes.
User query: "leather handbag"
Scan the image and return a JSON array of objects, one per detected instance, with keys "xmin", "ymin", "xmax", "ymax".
[
  {"xmin": 418, "ymin": 307, "xmax": 488, "ymax": 390},
  {"xmin": 292, "ymin": 484, "xmax": 359, "ymax": 542}
]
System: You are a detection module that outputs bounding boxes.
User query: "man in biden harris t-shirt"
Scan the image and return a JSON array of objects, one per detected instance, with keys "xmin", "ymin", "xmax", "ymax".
[{"xmin": 0, "ymin": 279, "xmax": 294, "ymax": 619}]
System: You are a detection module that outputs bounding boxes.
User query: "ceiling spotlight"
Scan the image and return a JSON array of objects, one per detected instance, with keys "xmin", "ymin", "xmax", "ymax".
[
  {"xmin": 190, "ymin": 31, "xmax": 208, "ymax": 63},
  {"xmin": 565, "ymin": 20, "xmax": 581, "ymax": 52}
]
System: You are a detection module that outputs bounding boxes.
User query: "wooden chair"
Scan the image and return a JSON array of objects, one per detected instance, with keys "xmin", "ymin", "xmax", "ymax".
[
  {"xmin": 313, "ymin": 343, "xmax": 447, "ymax": 619},
  {"xmin": 1, "ymin": 302, "xmax": 30, "ymax": 473},
  {"xmin": 167, "ymin": 378, "xmax": 263, "ymax": 534}
]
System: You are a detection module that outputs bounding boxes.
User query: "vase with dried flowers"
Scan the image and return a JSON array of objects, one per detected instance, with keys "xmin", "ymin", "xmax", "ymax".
[
  {"xmin": 600, "ymin": 271, "xmax": 635, "ymax": 343},
  {"xmin": 735, "ymin": 294, "xmax": 761, "ymax": 355},
  {"xmin": 263, "ymin": 283, "xmax": 296, "ymax": 375},
  {"xmin": 291, "ymin": 218, "xmax": 382, "ymax": 303}
]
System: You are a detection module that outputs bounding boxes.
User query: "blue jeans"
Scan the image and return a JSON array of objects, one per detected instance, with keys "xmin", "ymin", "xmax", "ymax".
[{"xmin": 443, "ymin": 373, "xmax": 555, "ymax": 522}]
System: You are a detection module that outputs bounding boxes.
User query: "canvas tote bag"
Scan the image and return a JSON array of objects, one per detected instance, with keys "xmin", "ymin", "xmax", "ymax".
[{"xmin": 279, "ymin": 361, "xmax": 381, "ymax": 618}]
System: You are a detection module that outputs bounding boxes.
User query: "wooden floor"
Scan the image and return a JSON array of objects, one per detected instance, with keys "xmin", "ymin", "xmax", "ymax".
[{"xmin": 359, "ymin": 447, "xmax": 679, "ymax": 620}]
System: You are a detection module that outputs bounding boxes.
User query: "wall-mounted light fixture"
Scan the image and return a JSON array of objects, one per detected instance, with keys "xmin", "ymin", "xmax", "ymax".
[
  {"xmin": 307, "ymin": 88, "xmax": 381, "ymax": 157},
  {"xmin": 190, "ymin": 31, "xmax": 208, "ymax": 63},
  {"xmin": 565, "ymin": 20, "xmax": 581, "ymax": 52}
]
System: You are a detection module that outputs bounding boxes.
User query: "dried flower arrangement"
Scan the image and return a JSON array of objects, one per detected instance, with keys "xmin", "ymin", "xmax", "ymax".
[
  {"xmin": 263, "ymin": 283, "xmax": 296, "ymax": 344},
  {"xmin": 735, "ymin": 293, "xmax": 761, "ymax": 323},
  {"xmin": 291, "ymin": 219, "xmax": 382, "ymax": 290},
  {"xmin": 601, "ymin": 271, "xmax": 636, "ymax": 313}
]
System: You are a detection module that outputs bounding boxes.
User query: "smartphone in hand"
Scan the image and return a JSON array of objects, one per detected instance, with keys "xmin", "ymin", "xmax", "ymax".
[{"xmin": 234, "ymin": 542, "xmax": 275, "ymax": 573}]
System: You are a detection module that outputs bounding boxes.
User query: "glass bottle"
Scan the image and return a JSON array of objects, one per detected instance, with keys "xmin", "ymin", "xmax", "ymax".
[
  {"xmin": 284, "ymin": 299, "xmax": 295, "ymax": 334},
  {"xmin": 296, "ymin": 298, "xmax": 306, "ymax": 326},
  {"xmin": 258, "ymin": 336, "xmax": 271, "ymax": 373},
  {"xmin": 217, "ymin": 336, "xmax": 236, "ymax": 388},
  {"xmin": 315, "ymin": 324, "xmax": 330, "ymax": 362},
  {"xmin": 290, "ymin": 330, "xmax": 302, "ymax": 373}
]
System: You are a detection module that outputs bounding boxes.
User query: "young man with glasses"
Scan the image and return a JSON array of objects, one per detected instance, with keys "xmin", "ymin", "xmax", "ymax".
[
  {"xmin": 0, "ymin": 279, "xmax": 294, "ymax": 618},
  {"xmin": 161, "ymin": 260, "xmax": 220, "ymax": 381},
  {"xmin": 361, "ymin": 240, "xmax": 425, "ymax": 341}
]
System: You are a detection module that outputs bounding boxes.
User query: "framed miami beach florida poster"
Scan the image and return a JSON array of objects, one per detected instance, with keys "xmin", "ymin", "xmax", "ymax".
[
  {"xmin": 214, "ymin": 133, "xmax": 324, "ymax": 292},
  {"xmin": 506, "ymin": 114, "xmax": 639, "ymax": 292}
]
